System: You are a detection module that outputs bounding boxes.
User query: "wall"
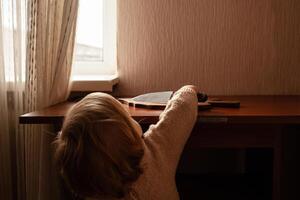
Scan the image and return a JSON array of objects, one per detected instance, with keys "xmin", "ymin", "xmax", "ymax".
[{"xmin": 117, "ymin": 0, "xmax": 300, "ymax": 96}]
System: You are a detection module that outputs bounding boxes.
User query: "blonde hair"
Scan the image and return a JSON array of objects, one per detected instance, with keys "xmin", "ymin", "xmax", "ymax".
[{"xmin": 54, "ymin": 93, "xmax": 144, "ymax": 198}]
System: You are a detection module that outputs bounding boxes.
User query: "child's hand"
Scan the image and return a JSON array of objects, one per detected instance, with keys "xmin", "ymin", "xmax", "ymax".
[{"xmin": 182, "ymin": 85, "xmax": 208, "ymax": 102}]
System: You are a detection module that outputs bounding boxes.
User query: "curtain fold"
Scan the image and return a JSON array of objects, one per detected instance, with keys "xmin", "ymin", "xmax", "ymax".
[
  {"xmin": 0, "ymin": 0, "xmax": 78, "ymax": 199},
  {"xmin": 0, "ymin": 0, "xmax": 27, "ymax": 199},
  {"xmin": 0, "ymin": 36, "xmax": 12, "ymax": 199},
  {"xmin": 28, "ymin": 0, "xmax": 78, "ymax": 108},
  {"xmin": 25, "ymin": 0, "xmax": 78, "ymax": 199}
]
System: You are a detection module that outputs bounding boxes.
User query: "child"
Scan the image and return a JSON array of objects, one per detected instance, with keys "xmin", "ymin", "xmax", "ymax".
[{"xmin": 55, "ymin": 85, "xmax": 198, "ymax": 199}]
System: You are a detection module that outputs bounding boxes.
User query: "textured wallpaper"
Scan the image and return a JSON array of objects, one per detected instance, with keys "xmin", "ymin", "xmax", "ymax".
[{"xmin": 117, "ymin": 0, "xmax": 300, "ymax": 96}]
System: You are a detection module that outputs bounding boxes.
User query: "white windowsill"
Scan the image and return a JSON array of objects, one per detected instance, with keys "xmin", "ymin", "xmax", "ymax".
[{"xmin": 71, "ymin": 74, "xmax": 119, "ymax": 92}]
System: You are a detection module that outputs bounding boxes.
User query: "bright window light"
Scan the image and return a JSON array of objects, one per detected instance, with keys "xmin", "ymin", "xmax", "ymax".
[
  {"xmin": 73, "ymin": 0, "xmax": 117, "ymax": 79},
  {"xmin": 75, "ymin": 0, "xmax": 103, "ymax": 61},
  {"xmin": 2, "ymin": 0, "xmax": 27, "ymax": 82}
]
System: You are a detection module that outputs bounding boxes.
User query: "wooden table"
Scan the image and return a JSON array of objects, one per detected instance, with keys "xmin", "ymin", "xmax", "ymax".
[{"xmin": 19, "ymin": 96, "xmax": 300, "ymax": 200}]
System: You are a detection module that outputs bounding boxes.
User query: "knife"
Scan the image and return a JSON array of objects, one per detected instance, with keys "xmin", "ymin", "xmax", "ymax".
[
  {"xmin": 131, "ymin": 91, "xmax": 208, "ymax": 104},
  {"xmin": 132, "ymin": 91, "xmax": 174, "ymax": 104}
]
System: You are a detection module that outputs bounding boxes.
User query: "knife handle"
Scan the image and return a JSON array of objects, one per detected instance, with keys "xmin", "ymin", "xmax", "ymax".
[{"xmin": 197, "ymin": 92, "xmax": 208, "ymax": 102}]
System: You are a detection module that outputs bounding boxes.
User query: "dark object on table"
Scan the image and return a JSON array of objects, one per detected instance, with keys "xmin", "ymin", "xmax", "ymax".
[
  {"xmin": 197, "ymin": 92, "xmax": 208, "ymax": 102},
  {"xmin": 208, "ymin": 98, "xmax": 240, "ymax": 108}
]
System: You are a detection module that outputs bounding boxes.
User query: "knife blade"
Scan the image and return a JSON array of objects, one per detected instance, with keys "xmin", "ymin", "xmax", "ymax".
[{"xmin": 132, "ymin": 91, "xmax": 174, "ymax": 104}]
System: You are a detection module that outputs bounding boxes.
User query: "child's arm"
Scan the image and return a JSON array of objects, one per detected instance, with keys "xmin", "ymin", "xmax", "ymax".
[{"xmin": 144, "ymin": 85, "xmax": 198, "ymax": 172}]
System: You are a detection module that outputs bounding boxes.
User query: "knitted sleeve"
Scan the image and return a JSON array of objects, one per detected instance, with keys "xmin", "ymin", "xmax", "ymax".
[{"xmin": 144, "ymin": 86, "xmax": 198, "ymax": 173}]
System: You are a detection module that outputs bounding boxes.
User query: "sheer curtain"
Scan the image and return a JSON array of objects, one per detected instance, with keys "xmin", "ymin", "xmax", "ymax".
[
  {"xmin": 25, "ymin": 0, "xmax": 78, "ymax": 199},
  {"xmin": 0, "ymin": 0, "xmax": 78, "ymax": 199},
  {"xmin": 0, "ymin": 0, "xmax": 27, "ymax": 199}
]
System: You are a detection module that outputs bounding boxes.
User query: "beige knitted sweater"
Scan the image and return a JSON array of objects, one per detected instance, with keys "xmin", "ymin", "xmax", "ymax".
[
  {"xmin": 128, "ymin": 87, "xmax": 198, "ymax": 200},
  {"xmin": 89, "ymin": 87, "xmax": 198, "ymax": 200}
]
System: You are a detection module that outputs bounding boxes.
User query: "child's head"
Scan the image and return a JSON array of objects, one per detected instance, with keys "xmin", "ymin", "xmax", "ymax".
[{"xmin": 54, "ymin": 92, "xmax": 144, "ymax": 199}]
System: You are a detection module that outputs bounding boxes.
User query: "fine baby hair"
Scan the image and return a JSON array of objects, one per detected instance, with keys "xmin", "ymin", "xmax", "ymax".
[{"xmin": 54, "ymin": 92, "xmax": 144, "ymax": 199}]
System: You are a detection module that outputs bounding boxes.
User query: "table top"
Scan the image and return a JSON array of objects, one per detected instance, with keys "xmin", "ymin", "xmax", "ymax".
[{"xmin": 19, "ymin": 96, "xmax": 300, "ymax": 125}]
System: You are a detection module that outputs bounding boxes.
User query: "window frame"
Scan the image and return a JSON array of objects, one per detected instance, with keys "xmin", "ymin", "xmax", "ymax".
[{"xmin": 72, "ymin": 0, "xmax": 117, "ymax": 80}]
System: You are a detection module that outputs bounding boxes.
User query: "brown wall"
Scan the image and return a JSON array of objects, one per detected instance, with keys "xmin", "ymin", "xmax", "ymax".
[{"xmin": 117, "ymin": 0, "xmax": 300, "ymax": 96}]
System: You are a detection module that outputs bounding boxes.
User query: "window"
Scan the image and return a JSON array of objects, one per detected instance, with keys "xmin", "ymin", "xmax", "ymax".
[
  {"xmin": 72, "ymin": 0, "xmax": 117, "ymax": 79},
  {"xmin": 2, "ymin": 0, "xmax": 27, "ymax": 82}
]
